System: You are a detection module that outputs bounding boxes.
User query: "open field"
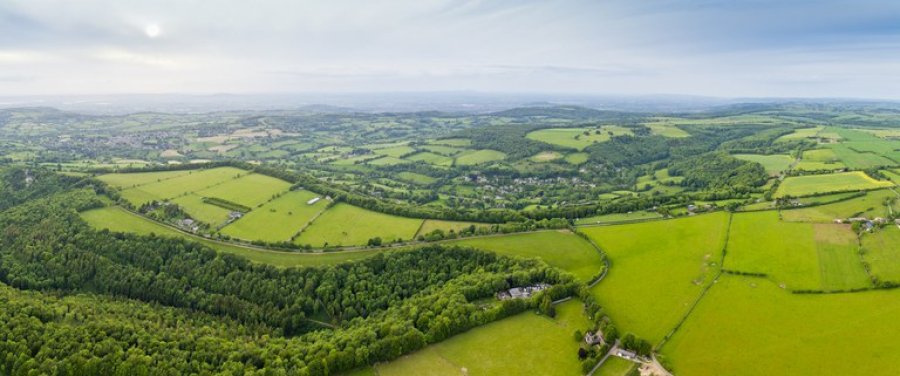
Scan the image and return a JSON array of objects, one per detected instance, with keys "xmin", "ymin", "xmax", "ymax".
[
  {"xmin": 580, "ymin": 213, "xmax": 729, "ymax": 344},
  {"xmin": 221, "ymin": 190, "xmax": 329, "ymax": 242},
  {"xmin": 733, "ymin": 154, "xmax": 794, "ymax": 175},
  {"xmin": 431, "ymin": 138, "xmax": 471, "ymax": 146},
  {"xmin": 662, "ymin": 275, "xmax": 900, "ymax": 375},
  {"xmin": 416, "ymin": 219, "xmax": 489, "ymax": 237},
  {"xmin": 196, "ymin": 173, "xmax": 291, "ymax": 208},
  {"xmin": 829, "ymin": 144, "xmax": 896, "ymax": 169},
  {"xmin": 726, "ymin": 211, "xmax": 869, "ymax": 291},
  {"xmin": 564, "ymin": 152, "xmax": 589, "ymax": 165},
  {"xmin": 396, "ymin": 171, "xmax": 437, "ymax": 185},
  {"xmin": 575, "ymin": 211, "xmax": 663, "ymax": 225},
  {"xmin": 526, "ymin": 126, "xmax": 632, "ymax": 150},
  {"xmin": 882, "ymin": 169, "xmax": 900, "ymax": 185},
  {"xmin": 448, "ymin": 231, "xmax": 603, "ymax": 282},
  {"xmin": 372, "ymin": 145, "xmax": 416, "ymax": 157},
  {"xmin": 80, "ymin": 206, "xmax": 380, "ymax": 267},
  {"xmin": 406, "ymin": 152, "xmax": 454, "ymax": 166},
  {"xmin": 531, "ymin": 151, "xmax": 564, "ymax": 162},
  {"xmin": 775, "ymin": 171, "xmax": 893, "ymax": 198},
  {"xmin": 375, "ymin": 300, "xmax": 589, "ymax": 376},
  {"xmin": 861, "ymin": 227, "xmax": 900, "ymax": 283},
  {"xmin": 595, "ymin": 357, "xmax": 636, "ymax": 376},
  {"xmin": 776, "ymin": 126, "xmax": 823, "ymax": 141},
  {"xmin": 781, "ymin": 189, "xmax": 896, "ymax": 222},
  {"xmin": 96, "ymin": 170, "xmax": 192, "ymax": 189},
  {"xmin": 170, "ymin": 194, "xmax": 232, "ymax": 225},
  {"xmin": 644, "ymin": 122, "xmax": 691, "ymax": 138},
  {"xmin": 454, "ymin": 149, "xmax": 506, "ymax": 165},
  {"xmin": 294, "ymin": 203, "xmax": 423, "ymax": 247},
  {"xmin": 116, "ymin": 167, "xmax": 249, "ymax": 205}
]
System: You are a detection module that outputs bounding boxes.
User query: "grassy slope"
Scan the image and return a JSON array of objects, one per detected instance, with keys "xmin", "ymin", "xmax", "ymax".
[
  {"xmin": 294, "ymin": 203, "xmax": 423, "ymax": 247},
  {"xmin": 781, "ymin": 189, "xmax": 896, "ymax": 222},
  {"xmin": 775, "ymin": 171, "xmax": 893, "ymax": 198},
  {"xmin": 220, "ymin": 190, "xmax": 329, "ymax": 242}
]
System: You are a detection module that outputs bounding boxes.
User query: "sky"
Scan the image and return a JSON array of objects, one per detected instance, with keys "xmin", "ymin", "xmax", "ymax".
[{"xmin": 2, "ymin": 0, "xmax": 900, "ymax": 98}]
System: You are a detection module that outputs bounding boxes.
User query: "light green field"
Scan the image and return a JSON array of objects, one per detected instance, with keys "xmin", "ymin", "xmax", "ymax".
[
  {"xmin": 775, "ymin": 171, "xmax": 893, "ymax": 198},
  {"xmin": 526, "ymin": 126, "xmax": 633, "ymax": 150},
  {"xmin": 373, "ymin": 145, "xmax": 416, "ymax": 157},
  {"xmin": 80, "ymin": 206, "xmax": 380, "ymax": 267},
  {"xmin": 829, "ymin": 144, "xmax": 896, "ymax": 169},
  {"xmin": 663, "ymin": 275, "xmax": 900, "ymax": 376},
  {"xmin": 595, "ymin": 357, "xmax": 636, "ymax": 376},
  {"xmin": 793, "ymin": 160, "xmax": 847, "ymax": 171},
  {"xmin": 881, "ymin": 169, "xmax": 900, "ymax": 185},
  {"xmin": 575, "ymin": 211, "xmax": 663, "ymax": 225},
  {"xmin": 406, "ymin": 152, "xmax": 454, "ymax": 166},
  {"xmin": 861, "ymin": 227, "xmax": 900, "ymax": 283},
  {"xmin": 396, "ymin": 171, "xmax": 438, "ymax": 185},
  {"xmin": 733, "ymin": 154, "xmax": 793, "ymax": 175},
  {"xmin": 796, "ymin": 149, "xmax": 845, "ymax": 171},
  {"xmin": 431, "ymin": 138, "xmax": 471, "ymax": 147},
  {"xmin": 368, "ymin": 156, "xmax": 412, "ymax": 166},
  {"xmin": 781, "ymin": 189, "xmax": 896, "ymax": 222},
  {"xmin": 531, "ymin": 151, "xmax": 564, "ymax": 162},
  {"xmin": 221, "ymin": 190, "xmax": 329, "ymax": 242},
  {"xmin": 420, "ymin": 145, "xmax": 465, "ymax": 156},
  {"xmin": 564, "ymin": 152, "xmax": 589, "ymax": 165},
  {"xmin": 448, "ymin": 231, "xmax": 603, "ymax": 282},
  {"xmin": 726, "ymin": 211, "xmax": 869, "ymax": 291},
  {"xmin": 117, "ymin": 167, "xmax": 249, "ymax": 205},
  {"xmin": 645, "ymin": 122, "xmax": 690, "ymax": 138},
  {"xmin": 776, "ymin": 126, "xmax": 823, "ymax": 141},
  {"xmin": 417, "ymin": 219, "xmax": 489, "ymax": 237},
  {"xmin": 294, "ymin": 203, "xmax": 423, "ymax": 247},
  {"xmin": 196, "ymin": 173, "xmax": 291, "ymax": 208},
  {"xmin": 170, "ymin": 194, "xmax": 232, "ymax": 225},
  {"xmin": 580, "ymin": 213, "xmax": 729, "ymax": 344},
  {"xmin": 860, "ymin": 128, "xmax": 900, "ymax": 139},
  {"xmin": 96, "ymin": 170, "xmax": 192, "ymax": 189},
  {"xmin": 375, "ymin": 300, "xmax": 589, "ymax": 376},
  {"xmin": 803, "ymin": 148, "xmax": 840, "ymax": 162},
  {"xmin": 455, "ymin": 149, "xmax": 506, "ymax": 165}
]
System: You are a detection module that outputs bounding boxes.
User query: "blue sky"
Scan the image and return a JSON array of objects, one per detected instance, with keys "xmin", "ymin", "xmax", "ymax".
[{"xmin": 1, "ymin": 0, "xmax": 900, "ymax": 98}]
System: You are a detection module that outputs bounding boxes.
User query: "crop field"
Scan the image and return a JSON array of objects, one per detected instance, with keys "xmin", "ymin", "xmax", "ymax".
[
  {"xmin": 116, "ymin": 167, "xmax": 248, "ymax": 205},
  {"xmin": 96, "ymin": 170, "xmax": 192, "ymax": 189},
  {"xmin": 416, "ymin": 219, "xmax": 489, "ymax": 237},
  {"xmin": 375, "ymin": 300, "xmax": 589, "ymax": 376},
  {"xmin": 447, "ymin": 231, "xmax": 603, "ymax": 282},
  {"xmin": 580, "ymin": 213, "xmax": 729, "ymax": 343},
  {"xmin": 861, "ymin": 227, "xmax": 900, "ymax": 283},
  {"xmin": 531, "ymin": 151, "xmax": 564, "ymax": 162},
  {"xmin": 221, "ymin": 190, "xmax": 329, "ymax": 242},
  {"xmin": 170, "ymin": 194, "xmax": 232, "ymax": 225},
  {"xmin": 725, "ymin": 212, "xmax": 869, "ymax": 291},
  {"xmin": 781, "ymin": 189, "xmax": 896, "ymax": 222},
  {"xmin": 775, "ymin": 171, "xmax": 893, "ymax": 198},
  {"xmin": 80, "ymin": 206, "xmax": 380, "ymax": 267},
  {"xmin": 294, "ymin": 203, "xmax": 423, "ymax": 247},
  {"xmin": 406, "ymin": 151, "xmax": 454, "ymax": 166},
  {"xmin": 575, "ymin": 211, "xmax": 663, "ymax": 225},
  {"xmin": 564, "ymin": 152, "xmax": 589, "ymax": 164},
  {"xmin": 454, "ymin": 149, "xmax": 506, "ymax": 165},
  {"xmin": 595, "ymin": 357, "xmax": 636, "ymax": 376},
  {"xmin": 662, "ymin": 275, "xmax": 900, "ymax": 376},
  {"xmin": 733, "ymin": 154, "xmax": 793, "ymax": 175},
  {"xmin": 196, "ymin": 173, "xmax": 291, "ymax": 208},
  {"xmin": 526, "ymin": 126, "xmax": 632, "ymax": 150}
]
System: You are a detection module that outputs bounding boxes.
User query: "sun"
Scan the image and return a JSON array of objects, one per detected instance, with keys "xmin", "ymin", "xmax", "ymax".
[{"xmin": 145, "ymin": 24, "xmax": 160, "ymax": 38}]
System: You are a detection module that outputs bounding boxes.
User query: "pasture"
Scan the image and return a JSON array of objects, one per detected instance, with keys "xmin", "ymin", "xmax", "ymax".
[
  {"xmin": 196, "ymin": 173, "xmax": 291, "ymax": 208},
  {"xmin": 170, "ymin": 194, "xmax": 232, "ymax": 225},
  {"xmin": 781, "ymin": 189, "xmax": 896, "ymax": 222},
  {"xmin": 116, "ymin": 167, "xmax": 248, "ymax": 205},
  {"xmin": 375, "ymin": 300, "xmax": 589, "ymax": 376},
  {"xmin": 595, "ymin": 357, "xmax": 636, "ymax": 376},
  {"xmin": 526, "ymin": 126, "xmax": 632, "ymax": 150},
  {"xmin": 454, "ymin": 149, "xmax": 507, "ymax": 165},
  {"xmin": 416, "ymin": 219, "xmax": 489, "ymax": 237},
  {"xmin": 662, "ymin": 275, "xmax": 900, "ymax": 375},
  {"xmin": 580, "ymin": 213, "xmax": 729, "ymax": 344},
  {"xmin": 447, "ymin": 231, "xmax": 603, "ymax": 282},
  {"xmin": 829, "ymin": 144, "xmax": 895, "ymax": 169},
  {"xmin": 221, "ymin": 190, "xmax": 329, "ymax": 242},
  {"xmin": 644, "ymin": 122, "xmax": 690, "ymax": 138},
  {"xmin": 531, "ymin": 151, "xmax": 564, "ymax": 162},
  {"xmin": 372, "ymin": 145, "xmax": 416, "ymax": 157},
  {"xmin": 406, "ymin": 152, "xmax": 454, "ymax": 166},
  {"xmin": 733, "ymin": 154, "xmax": 793, "ymax": 175},
  {"xmin": 575, "ymin": 211, "xmax": 663, "ymax": 225},
  {"xmin": 96, "ymin": 170, "xmax": 192, "ymax": 189},
  {"xmin": 775, "ymin": 171, "xmax": 893, "ymax": 198},
  {"xmin": 565, "ymin": 152, "xmax": 589, "ymax": 165},
  {"xmin": 293, "ymin": 203, "xmax": 423, "ymax": 247},
  {"xmin": 861, "ymin": 227, "xmax": 900, "ymax": 283}
]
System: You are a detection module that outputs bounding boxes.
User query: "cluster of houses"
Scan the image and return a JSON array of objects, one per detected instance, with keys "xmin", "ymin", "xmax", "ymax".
[
  {"xmin": 175, "ymin": 218, "xmax": 200, "ymax": 233},
  {"xmin": 495, "ymin": 283, "xmax": 551, "ymax": 300},
  {"xmin": 833, "ymin": 217, "xmax": 891, "ymax": 231}
]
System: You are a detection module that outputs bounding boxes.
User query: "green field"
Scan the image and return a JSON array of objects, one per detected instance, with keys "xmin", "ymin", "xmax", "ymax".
[
  {"xmin": 375, "ymin": 300, "xmax": 589, "ymax": 376},
  {"xmin": 662, "ymin": 275, "xmax": 900, "ymax": 375},
  {"xmin": 420, "ymin": 145, "xmax": 465, "ymax": 156},
  {"xmin": 725, "ymin": 211, "xmax": 869, "ymax": 291},
  {"xmin": 170, "ymin": 194, "xmax": 232, "ymax": 225},
  {"xmin": 575, "ymin": 211, "xmax": 663, "ymax": 225},
  {"xmin": 829, "ymin": 144, "xmax": 896, "ymax": 169},
  {"xmin": 196, "ymin": 173, "xmax": 291, "ymax": 208},
  {"xmin": 447, "ymin": 231, "xmax": 603, "ymax": 282},
  {"xmin": 416, "ymin": 219, "xmax": 489, "ymax": 237},
  {"xmin": 564, "ymin": 152, "xmax": 589, "ymax": 165},
  {"xmin": 96, "ymin": 170, "xmax": 192, "ymax": 189},
  {"xmin": 733, "ymin": 154, "xmax": 793, "ymax": 175},
  {"xmin": 644, "ymin": 122, "xmax": 690, "ymax": 138},
  {"xmin": 882, "ymin": 169, "xmax": 900, "ymax": 185},
  {"xmin": 116, "ymin": 167, "xmax": 249, "ymax": 205},
  {"xmin": 595, "ymin": 357, "xmax": 636, "ymax": 376},
  {"xmin": 373, "ymin": 145, "xmax": 416, "ymax": 157},
  {"xmin": 221, "ymin": 190, "xmax": 329, "ymax": 242},
  {"xmin": 367, "ymin": 156, "xmax": 411, "ymax": 166},
  {"xmin": 776, "ymin": 126, "xmax": 823, "ymax": 141},
  {"xmin": 781, "ymin": 189, "xmax": 896, "ymax": 222},
  {"xmin": 294, "ymin": 203, "xmax": 423, "ymax": 247},
  {"xmin": 795, "ymin": 149, "xmax": 846, "ymax": 171},
  {"xmin": 396, "ymin": 171, "xmax": 438, "ymax": 185},
  {"xmin": 526, "ymin": 126, "xmax": 632, "ymax": 150},
  {"xmin": 531, "ymin": 151, "xmax": 564, "ymax": 162},
  {"xmin": 80, "ymin": 206, "xmax": 380, "ymax": 267},
  {"xmin": 431, "ymin": 138, "xmax": 471, "ymax": 147},
  {"xmin": 775, "ymin": 171, "xmax": 893, "ymax": 198},
  {"xmin": 580, "ymin": 213, "xmax": 729, "ymax": 344},
  {"xmin": 455, "ymin": 149, "xmax": 506, "ymax": 165},
  {"xmin": 861, "ymin": 227, "xmax": 900, "ymax": 283},
  {"xmin": 406, "ymin": 152, "xmax": 454, "ymax": 166}
]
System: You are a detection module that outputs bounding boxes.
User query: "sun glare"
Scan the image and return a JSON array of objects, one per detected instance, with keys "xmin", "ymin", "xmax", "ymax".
[{"xmin": 145, "ymin": 24, "xmax": 160, "ymax": 38}]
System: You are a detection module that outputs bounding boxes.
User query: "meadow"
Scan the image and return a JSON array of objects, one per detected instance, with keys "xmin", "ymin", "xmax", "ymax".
[
  {"xmin": 96, "ymin": 169, "xmax": 192, "ymax": 189},
  {"xmin": 595, "ymin": 357, "xmax": 636, "ymax": 376},
  {"xmin": 293, "ymin": 203, "xmax": 423, "ymax": 247},
  {"xmin": 861, "ymin": 227, "xmax": 900, "ymax": 283},
  {"xmin": 170, "ymin": 194, "xmax": 232, "ymax": 225},
  {"xmin": 564, "ymin": 152, "xmax": 589, "ymax": 164},
  {"xmin": 781, "ymin": 189, "xmax": 896, "ymax": 222},
  {"xmin": 531, "ymin": 151, "xmax": 564, "ymax": 162},
  {"xmin": 374, "ymin": 300, "xmax": 589, "ymax": 376},
  {"xmin": 416, "ymin": 219, "xmax": 489, "ymax": 237},
  {"xmin": 580, "ymin": 213, "xmax": 729, "ymax": 344},
  {"xmin": 733, "ymin": 154, "xmax": 793, "ymax": 175},
  {"xmin": 526, "ymin": 126, "xmax": 632, "ymax": 150},
  {"xmin": 447, "ymin": 231, "xmax": 603, "ymax": 282},
  {"xmin": 454, "ymin": 149, "xmax": 507, "ymax": 165},
  {"xmin": 195, "ymin": 173, "xmax": 291, "ymax": 208},
  {"xmin": 644, "ymin": 122, "xmax": 691, "ymax": 138},
  {"xmin": 221, "ymin": 190, "xmax": 329, "ymax": 242},
  {"xmin": 575, "ymin": 211, "xmax": 663, "ymax": 225},
  {"xmin": 775, "ymin": 171, "xmax": 893, "ymax": 198},
  {"xmin": 662, "ymin": 275, "xmax": 900, "ymax": 375},
  {"xmin": 829, "ymin": 144, "xmax": 895, "ymax": 169},
  {"xmin": 406, "ymin": 151, "xmax": 454, "ymax": 166},
  {"xmin": 115, "ymin": 167, "xmax": 249, "ymax": 205}
]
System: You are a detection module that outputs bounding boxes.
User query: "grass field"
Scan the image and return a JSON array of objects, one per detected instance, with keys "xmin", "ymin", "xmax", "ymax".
[
  {"xmin": 580, "ymin": 213, "xmax": 729, "ymax": 344},
  {"xmin": 565, "ymin": 152, "xmax": 589, "ymax": 165},
  {"xmin": 526, "ymin": 126, "xmax": 632, "ymax": 150},
  {"xmin": 416, "ymin": 219, "xmax": 489, "ymax": 237},
  {"xmin": 575, "ymin": 211, "xmax": 663, "ymax": 225},
  {"xmin": 725, "ymin": 211, "xmax": 869, "ymax": 291},
  {"xmin": 420, "ymin": 145, "xmax": 465, "ymax": 156},
  {"xmin": 733, "ymin": 154, "xmax": 794, "ymax": 175},
  {"xmin": 781, "ymin": 189, "xmax": 896, "ymax": 222},
  {"xmin": 294, "ymin": 203, "xmax": 423, "ymax": 247},
  {"xmin": 829, "ymin": 144, "xmax": 896, "ymax": 169},
  {"xmin": 595, "ymin": 357, "xmax": 636, "ymax": 376},
  {"xmin": 454, "ymin": 149, "xmax": 506, "ymax": 165},
  {"xmin": 531, "ymin": 151, "xmax": 564, "ymax": 162},
  {"xmin": 662, "ymin": 275, "xmax": 900, "ymax": 375},
  {"xmin": 375, "ymin": 299, "xmax": 589, "ymax": 376},
  {"xmin": 80, "ymin": 206, "xmax": 380, "ymax": 267},
  {"xmin": 373, "ymin": 145, "xmax": 416, "ymax": 157},
  {"xmin": 221, "ymin": 190, "xmax": 329, "ymax": 242},
  {"xmin": 447, "ymin": 231, "xmax": 603, "ymax": 282},
  {"xmin": 116, "ymin": 167, "xmax": 249, "ymax": 205},
  {"xmin": 644, "ymin": 122, "xmax": 690, "ymax": 138},
  {"xmin": 96, "ymin": 170, "xmax": 192, "ymax": 189},
  {"xmin": 431, "ymin": 138, "xmax": 471, "ymax": 147},
  {"xmin": 861, "ymin": 227, "xmax": 900, "ymax": 283},
  {"xmin": 170, "ymin": 194, "xmax": 232, "ymax": 225},
  {"xmin": 775, "ymin": 171, "xmax": 893, "ymax": 198},
  {"xmin": 776, "ymin": 126, "xmax": 823, "ymax": 141},
  {"xmin": 882, "ymin": 169, "xmax": 900, "ymax": 185},
  {"xmin": 406, "ymin": 152, "xmax": 454, "ymax": 166},
  {"xmin": 396, "ymin": 171, "xmax": 437, "ymax": 185},
  {"xmin": 196, "ymin": 173, "xmax": 291, "ymax": 208},
  {"xmin": 367, "ymin": 156, "xmax": 411, "ymax": 166}
]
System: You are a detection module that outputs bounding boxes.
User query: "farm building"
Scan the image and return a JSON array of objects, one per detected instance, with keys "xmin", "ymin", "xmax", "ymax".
[
  {"xmin": 615, "ymin": 349, "xmax": 638, "ymax": 360},
  {"xmin": 584, "ymin": 330, "xmax": 604, "ymax": 345},
  {"xmin": 495, "ymin": 283, "xmax": 551, "ymax": 300},
  {"xmin": 307, "ymin": 197, "xmax": 321, "ymax": 205}
]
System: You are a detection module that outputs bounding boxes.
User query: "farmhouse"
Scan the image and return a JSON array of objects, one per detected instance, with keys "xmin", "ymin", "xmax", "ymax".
[
  {"xmin": 584, "ymin": 330, "xmax": 604, "ymax": 345},
  {"xmin": 615, "ymin": 349, "xmax": 638, "ymax": 360},
  {"xmin": 495, "ymin": 283, "xmax": 551, "ymax": 300},
  {"xmin": 307, "ymin": 197, "xmax": 321, "ymax": 205}
]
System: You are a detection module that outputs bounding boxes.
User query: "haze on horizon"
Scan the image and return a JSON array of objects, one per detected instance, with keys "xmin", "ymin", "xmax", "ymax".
[{"xmin": 2, "ymin": 0, "xmax": 900, "ymax": 99}]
